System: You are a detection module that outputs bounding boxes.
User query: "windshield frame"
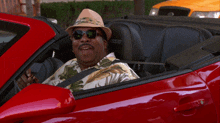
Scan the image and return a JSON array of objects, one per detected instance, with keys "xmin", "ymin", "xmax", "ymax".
[{"xmin": 0, "ymin": 20, "xmax": 30, "ymax": 56}]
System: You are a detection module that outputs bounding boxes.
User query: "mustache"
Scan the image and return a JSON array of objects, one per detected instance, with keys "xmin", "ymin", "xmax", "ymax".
[{"xmin": 78, "ymin": 43, "xmax": 94, "ymax": 49}]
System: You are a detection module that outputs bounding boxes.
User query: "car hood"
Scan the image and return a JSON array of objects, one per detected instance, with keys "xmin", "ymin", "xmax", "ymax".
[{"xmin": 153, "ymin": 0, "xmax": 220, "ymax": 11}]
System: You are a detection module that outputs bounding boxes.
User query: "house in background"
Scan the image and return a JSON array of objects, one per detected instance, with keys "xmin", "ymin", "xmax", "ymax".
[{"xmin": 0, "ymin": 0, "xmax": 26, "ymax": 16}]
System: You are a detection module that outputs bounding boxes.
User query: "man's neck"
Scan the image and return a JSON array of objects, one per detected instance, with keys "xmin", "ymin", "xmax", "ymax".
[
  {"xmin": 77, "ymin": 52, "xmax": 109, "ymax": 71},
  {"xmin": 79, "ymin": 62, "xmax": 97, "ymax": 71}
]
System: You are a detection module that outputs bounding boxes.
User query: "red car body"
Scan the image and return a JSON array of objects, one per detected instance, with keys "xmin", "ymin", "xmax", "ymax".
[
  {"xmin": 0, "ymin": 13, "xmax": 56, "ymax": 88},
  {"xmin": 0, "ymin": 13, "xmax": 219, "ymax": 123}
]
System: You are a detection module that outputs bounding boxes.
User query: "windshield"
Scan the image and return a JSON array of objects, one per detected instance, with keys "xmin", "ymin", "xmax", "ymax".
[{"xmin": 0, "ymin": 30, "xmax": 16, "ymax": 49}]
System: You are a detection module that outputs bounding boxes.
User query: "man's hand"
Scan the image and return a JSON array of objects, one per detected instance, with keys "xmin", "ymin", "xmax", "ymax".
[{"xmin": 16, "ymin": 69, "xmax": 39, "ymax": 90}]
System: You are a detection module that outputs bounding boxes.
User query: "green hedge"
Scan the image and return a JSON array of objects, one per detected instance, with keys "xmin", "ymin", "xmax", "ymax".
[{"xmin": 41, "ymin": 0, "xmax": 165, "ymax": 29}]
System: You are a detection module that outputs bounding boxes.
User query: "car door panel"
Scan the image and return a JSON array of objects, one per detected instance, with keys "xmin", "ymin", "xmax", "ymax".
[
  {"xmin": 23, "ymin": 71, "xmax": 217, "ymax": 123},
  {"xmin": 72, "ymin": 74, "xmax": 216, "ymax": 123},
  {"xmin": 195, "ymin": 62, "xmax": 220, "ymax": 122}
]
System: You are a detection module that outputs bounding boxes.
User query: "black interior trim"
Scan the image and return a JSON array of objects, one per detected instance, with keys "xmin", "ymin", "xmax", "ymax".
[
  {"xmin": 105, "ymin": 16, "xmax": 220, "ymax": 35},
  {"xmin": 191, "ymin": 56, "xmax": 220, "ymax": 71},
  {"xmin": 165, "ymin": 36, "xmax": 219, "ymax": 70},
  {"xmin": 0, "ymin": 82, "xmax": 14, "ymax": 106},
  {"xmin": 202, "ymin": 37, "xmax": 220, "ymax": 54}
]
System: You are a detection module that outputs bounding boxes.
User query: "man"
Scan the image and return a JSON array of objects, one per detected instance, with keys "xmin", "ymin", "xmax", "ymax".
[{"xmin": 18, "ymin": 9, "xmax": 139, "ymax": 92}]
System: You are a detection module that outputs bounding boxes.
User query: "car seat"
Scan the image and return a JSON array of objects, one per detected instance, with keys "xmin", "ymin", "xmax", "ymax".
[
  {"xmin": 161, "ymin": 26, "xmax": 212, "ymax": 63},
  {"xmin": 158, "ymin": 25, "xmax": 213, "ymax": 73},
  {"xmin": 30, "ymin": 36, "xmax": 73, "ymax": 83},
  {"xmin": 30, "ymin": 57, "xmax": 64, "ymax": 83},
  {"xmin": 108, "ymin": 23, "xmax": 149, "ymax": 77},
  {"xmin": 139, "ymin": 25, "xmax": 213, "ymax": 74}
]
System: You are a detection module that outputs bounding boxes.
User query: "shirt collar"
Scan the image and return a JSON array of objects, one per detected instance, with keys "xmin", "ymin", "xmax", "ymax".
[{"xmin": 97, "ymin": 52, "xmax": 116, "ymax": 68}]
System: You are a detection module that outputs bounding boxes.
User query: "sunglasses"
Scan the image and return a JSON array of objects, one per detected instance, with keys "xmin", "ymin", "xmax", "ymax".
[{"xmin": 72, "ymin": 30, "xmax": 99, "ymax": 39}]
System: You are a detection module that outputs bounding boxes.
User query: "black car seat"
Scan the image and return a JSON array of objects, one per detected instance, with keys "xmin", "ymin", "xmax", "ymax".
[
  {"xmin": 108, "ymin": 23, "xmax": 148, "ymax": 77},
  {"xmin": 30, "ymin": 36, "xmax": 73, "ymax": 83},
  {"xmin": 54, "ymin": 35, "xmax": 75, "ymax": 63},
  {"xmin": 141, "ymin": 25, "xmax": 213, "ymax": 74},
  {"xmin": 30, "ymin": 57, "xmax": 64, "ymax": 83},
  {"xmin": 157, "ymin": 26, "xmax": 213, "ymax": 73},
  {"xmin": 161, "ymin": 26, "xmax": 212, "ymax": 63}
]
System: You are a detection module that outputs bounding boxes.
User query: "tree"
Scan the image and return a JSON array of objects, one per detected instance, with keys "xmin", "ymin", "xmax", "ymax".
[
  {"xmin": 25, "ymin": 0, "xmax": 40, "ymax": 17},
  {"xmin": 26, "ymin": 0, "xmax": 33, "ymax": 17},
  {"xmin": 34, "ymin": 0, "xmax": 41, "ymax": 16},
  {"xmin": 134, "ymin": 0, "xmax": 145, "ymax": 15}
]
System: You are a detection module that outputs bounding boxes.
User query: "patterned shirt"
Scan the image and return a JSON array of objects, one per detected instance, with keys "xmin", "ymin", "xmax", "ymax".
[{"xmin": 42, "ymin": 52, "xmax": 139, "ymax": 92}]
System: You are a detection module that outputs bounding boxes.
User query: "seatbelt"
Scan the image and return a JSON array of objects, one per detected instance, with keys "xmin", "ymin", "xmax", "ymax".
[
  {"xmin": 56, "ymin": 60, "xmax": 164, "ymax": 88},
  {"xmin": 56, "ymin": 68, "xmax": 98, "ymax": 87},
  {"xmin": 56, "ymin": 60, "xmax": 121, "ymax": 88}
]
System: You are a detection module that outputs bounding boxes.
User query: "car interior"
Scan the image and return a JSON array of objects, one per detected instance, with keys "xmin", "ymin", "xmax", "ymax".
[
  {"xmin": 28, "ymin": 17, "xmax": 220, "ymax": 81},
  {"xmin": 106, "ymin": 20, "xmax": 215, "ymax": 75}
]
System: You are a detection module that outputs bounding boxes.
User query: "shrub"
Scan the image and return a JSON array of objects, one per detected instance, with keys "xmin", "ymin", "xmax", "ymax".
[{"xmin": 41, "ymin": 0, "xmax": 165, "ymax": 29}]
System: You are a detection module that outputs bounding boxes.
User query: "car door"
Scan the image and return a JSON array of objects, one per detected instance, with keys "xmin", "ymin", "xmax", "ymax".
[
  {"xmin": 23, "ymin": 68, "xmax": 217, "ymax": 123},
  {"xmin": 72, "ymin": 71, "xmax": 217, "ymax": 123}
]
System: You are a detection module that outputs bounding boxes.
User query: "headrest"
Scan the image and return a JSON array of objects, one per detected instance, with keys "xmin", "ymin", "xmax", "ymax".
[
  {"xmin": 108, "ymin": 23, "xmax": 145, "ymax": 61},
  {"xmin": 53, "ymin": 36, "xmax": 75, "ymax": 62}
]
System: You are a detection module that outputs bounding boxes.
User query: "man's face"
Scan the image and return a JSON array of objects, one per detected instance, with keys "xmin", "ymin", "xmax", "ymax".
[{"xmin": 71, "ymin": 27, "xmax": 108, "ymax": 68}]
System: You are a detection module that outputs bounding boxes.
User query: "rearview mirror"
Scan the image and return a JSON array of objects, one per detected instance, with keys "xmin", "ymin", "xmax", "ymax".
[{"xmin": 0, "ymin": 84, "xmax": 76, "ymax": 123}]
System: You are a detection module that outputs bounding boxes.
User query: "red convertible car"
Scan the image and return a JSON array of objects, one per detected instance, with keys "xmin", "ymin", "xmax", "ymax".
[{"xmin": 0, "ymin": 13, "xmax": 220, "ymax": 123}]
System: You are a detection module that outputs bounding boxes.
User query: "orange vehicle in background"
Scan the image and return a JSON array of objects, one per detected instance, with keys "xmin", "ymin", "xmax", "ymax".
[{"xmin": 149, "ymin": 0, "xmax": 220, "ymax": 18}]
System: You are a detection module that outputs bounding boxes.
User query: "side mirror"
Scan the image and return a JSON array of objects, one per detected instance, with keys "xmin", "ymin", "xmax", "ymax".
[{"xmin": 0, "ymin": 84, "xmax": 76, "ymax": 123}]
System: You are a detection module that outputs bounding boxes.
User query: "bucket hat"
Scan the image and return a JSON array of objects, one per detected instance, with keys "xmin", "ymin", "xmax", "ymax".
[{"xmin": 66, "ymin": 9, "xmax": 112, "ymax": 41}]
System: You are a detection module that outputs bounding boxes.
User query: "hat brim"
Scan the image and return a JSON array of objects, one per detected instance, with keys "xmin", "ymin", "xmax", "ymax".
[{"xmin": 66, "ymin": 23, "xmax": 112, "ymax": 41}]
